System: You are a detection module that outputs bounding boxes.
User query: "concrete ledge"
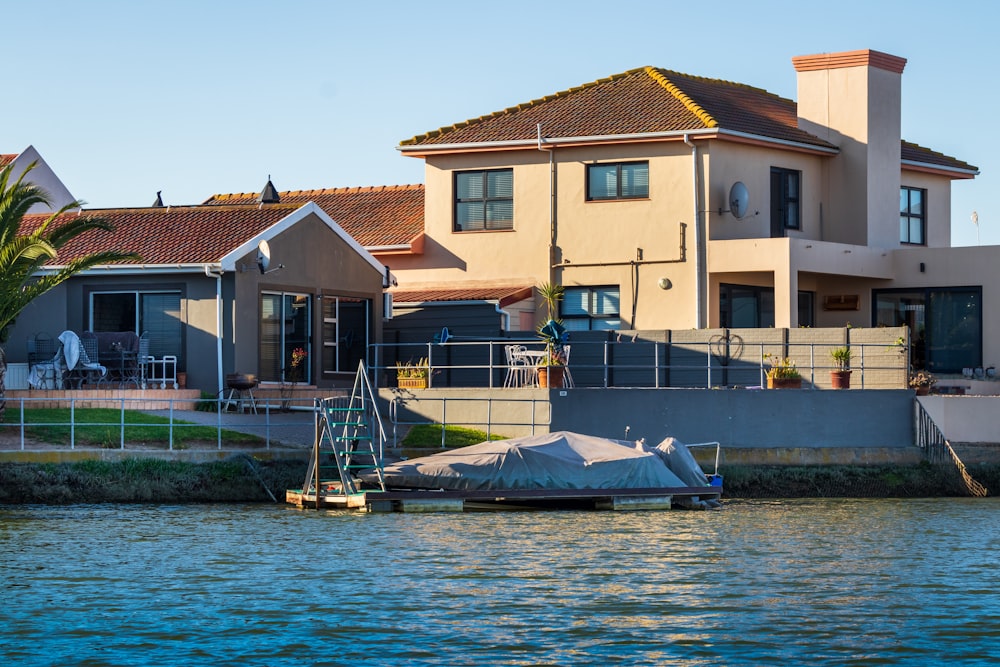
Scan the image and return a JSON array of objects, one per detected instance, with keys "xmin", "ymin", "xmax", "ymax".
[{"xmin": 714, "ymin": 446, "xmax": 926, "ymax": 466}]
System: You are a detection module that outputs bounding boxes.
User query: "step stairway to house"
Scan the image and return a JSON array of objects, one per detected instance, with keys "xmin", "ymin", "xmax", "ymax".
[{"xmin": 301, "ymin": 362, "xmax": 387, "ymax": 502}]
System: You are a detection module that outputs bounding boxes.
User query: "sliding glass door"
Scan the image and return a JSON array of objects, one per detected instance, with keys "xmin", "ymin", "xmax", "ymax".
[{"xmin": 260, "ymin": 292, "xmax": 311, "ymax": 383}]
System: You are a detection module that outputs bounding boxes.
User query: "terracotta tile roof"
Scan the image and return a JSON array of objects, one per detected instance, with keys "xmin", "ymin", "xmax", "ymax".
[
  {"xmin": 1, "ymin": 153, "xmax": 17, "ymax": 167},
  {"xmin": 901, "ymin": 140, "xmax": 978, "ymax": 175},
  {"xmin": 392, "ymin": 285, "xmax": 533, "ymax": 308},
  {"xmin": 204, "ymin": 184, "xmax": 424, "ymax": 247},
  {"xmin": 401, "ymin": 66, "xmax": 835, "ymax": 150},
  {"xmin": 20, "ymin": 204, "xmax": 303, "ymax": 266}
]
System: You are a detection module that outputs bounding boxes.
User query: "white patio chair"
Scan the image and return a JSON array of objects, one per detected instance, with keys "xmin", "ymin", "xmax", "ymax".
[{"xmin": 504, "ymin": 344, "xmax": 530, "ymax": 388}]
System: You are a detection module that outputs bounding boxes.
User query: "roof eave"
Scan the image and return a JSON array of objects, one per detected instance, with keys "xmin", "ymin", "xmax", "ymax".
[
  {"xmin": 37, "ymin": 263, "xmax": 222, "ymax": 276},
  {"xmin": 399, "ymin": 128, "xmax": 838, "ymax": 156},
  {"xmin": 901, "ymin": 160, "xmax": 979, "ymax": 179}
]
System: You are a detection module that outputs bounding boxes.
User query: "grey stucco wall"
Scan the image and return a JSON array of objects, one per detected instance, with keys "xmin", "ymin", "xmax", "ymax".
[{"xmin": 380, "ymin": 387, "xmax": 915, "ymax": 449}]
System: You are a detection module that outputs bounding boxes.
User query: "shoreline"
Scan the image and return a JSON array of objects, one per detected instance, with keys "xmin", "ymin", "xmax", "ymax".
[{"xmin": 0, "ymin": 458, "xmax": 995, "ymax": 504}]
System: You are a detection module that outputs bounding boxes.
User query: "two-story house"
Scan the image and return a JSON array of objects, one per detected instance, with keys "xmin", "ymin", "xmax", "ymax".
[{"xmin": 386, "ymin": 49, "xmax": 986, "ymax": 374}]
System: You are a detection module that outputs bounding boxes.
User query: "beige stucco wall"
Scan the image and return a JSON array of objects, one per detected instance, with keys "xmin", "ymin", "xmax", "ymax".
[
  {"xmin": 901, "ymin": 169, "xmax": 953, "ymax": 248},
  {"xmin": 796, "ymin": 62, "xmax": 902, "ymax": 248}
]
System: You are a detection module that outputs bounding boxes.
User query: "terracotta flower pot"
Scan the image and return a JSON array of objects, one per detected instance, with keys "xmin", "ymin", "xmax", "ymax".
[
  {"xmin": 538, "ymin": 366, "xmax": 564, "ymax": 388},
  {"xmin": 830, "ymin": 370, "xmax": 851, "ymax": 389}
]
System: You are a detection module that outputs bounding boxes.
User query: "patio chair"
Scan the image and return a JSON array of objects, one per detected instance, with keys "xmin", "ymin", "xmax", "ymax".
[
  {"xmin": 57, "ymin": 330, "xmax": 106, "ymax": 388},
  {"xmin": 562, "ymin": 345, "xmax": 575, "ymax": 388},
  {"xmin": 504, "ymin": 344, "xmax": 530, "ymax": 388},
  {"xmin": 27, "ymin": 333, "xmax": 59, "ymax": 389}
]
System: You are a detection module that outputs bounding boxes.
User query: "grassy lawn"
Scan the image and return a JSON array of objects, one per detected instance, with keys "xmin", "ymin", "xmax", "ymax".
[
  {"xmin": 401, "ymin": 424, "xmax": 507, "ymax": 449},
  {"xmin": 0, "ymin": 408, "xmax": 262, "ymax": 448}
]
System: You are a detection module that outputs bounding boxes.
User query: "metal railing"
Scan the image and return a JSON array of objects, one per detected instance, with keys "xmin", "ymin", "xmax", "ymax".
[
  {"xmin": 370, "ymin": 338, "xmax": 908, "ymax": 390},
  {"xmin": 387, "ymin": 395, "xmax": 552, "ymax": 448},
  {"xmin": 0, "ymin": 396, "xmax": 317, "ymax": 451},
  {"xmin": 914, "ymin": 399, "xmax": 988, "ymax": 497}
]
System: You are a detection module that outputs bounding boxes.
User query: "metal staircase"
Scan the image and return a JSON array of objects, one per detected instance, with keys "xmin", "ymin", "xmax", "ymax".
[{"xmin": 302, "ymin": 362, "xmax": 388, "ymax": 502}]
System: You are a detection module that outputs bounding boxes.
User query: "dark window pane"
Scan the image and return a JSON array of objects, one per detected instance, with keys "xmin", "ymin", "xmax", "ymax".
[{"xmin": 588, "ymin": 164, "xmax": 617, "ymax": 200}]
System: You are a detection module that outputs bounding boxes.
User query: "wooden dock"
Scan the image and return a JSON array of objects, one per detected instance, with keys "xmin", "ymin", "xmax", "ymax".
[{"xmin": 285, "ymin": 485, "xmax": 722, "ymax": 512}]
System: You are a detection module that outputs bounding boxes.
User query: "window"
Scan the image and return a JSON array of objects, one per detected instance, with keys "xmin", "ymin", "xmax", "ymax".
[
  {"xmin": 90, "ymin": 290, "xmax": 183, "ymax": 366},
  {"xmin": 586, "ymin": 161, "xmax": 649, "ymax": 201},
  {"xmin": 874, "ymin": 287, "xmax": 982, "ymax": 373},
  {"xmin": 719, "ymin": 285, "xmax": 813, "ymax": 328},
  {"xmin": 770, "ymin": 167, "xmax": 800, "ymax": 236},
  {"xmin": 562, "ymin": 287, "xmax": 621, "ymax": 330},
  {"xmin": 260, "ymin": 292, "xmax": 311, "ymax": 383},
  {"xmin": 900, "ymin": 186, "xmax": 926, "ymax": 245},
  {"xmin": 455, "ymin": 169, "xmax": 513, "ymax": 231},
  {"xmin": 321, "ymin": 295, "xmax": 370, "ymax": 376}
]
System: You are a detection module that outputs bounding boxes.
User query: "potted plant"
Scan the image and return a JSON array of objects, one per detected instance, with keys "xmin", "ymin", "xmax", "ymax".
[
  {"xmin": 396, "ymin": 357, "xmax": 430, "ymax": 389},
  {"xmin": 280, "ymin": 347, "xmax": 308, "ymax": 410},
  {"xmin": 830, "ymin": 346, "xmax": 852, "ymax": 389},
  {"xmin": 909, "ymin": 370, "xmax": 935, "ymax": 396},
  {"xmin": 535, "ymin": 282, "xmax": 567, "ymax": 388},
  {"xmin": 764, "ymin": 355, "xmax": 802, "ymax": 389}
]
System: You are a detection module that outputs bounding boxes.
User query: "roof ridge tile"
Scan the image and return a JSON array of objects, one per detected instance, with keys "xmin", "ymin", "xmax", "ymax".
[{"xmin": 644, "ymin": 66, "xmax": 718, "ymax": 128}]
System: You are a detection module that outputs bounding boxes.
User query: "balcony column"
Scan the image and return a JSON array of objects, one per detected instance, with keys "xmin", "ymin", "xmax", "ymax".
[{"xmin": 774, "ymin": 264, "xmax": 798, "ymax": 329}]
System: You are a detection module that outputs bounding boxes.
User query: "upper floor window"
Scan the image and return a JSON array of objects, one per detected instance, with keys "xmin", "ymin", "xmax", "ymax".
[
  {"xmin": 900, "ymin": 186, "xmax": 926, "ymax": 245},
  {"xmin": 455, "ymin": 169, "xmax": 513, "ymax": 231},
  {"xmin": 587, "ymin": 161, "xmax": 649, "ymax": 201},
  {"xmin": 770, "ymin": 167, "xmax": 800, "ymax": 236},
  {"xmin": 562, "ymin": 286, "xmax": 621, "ymax": 330}
]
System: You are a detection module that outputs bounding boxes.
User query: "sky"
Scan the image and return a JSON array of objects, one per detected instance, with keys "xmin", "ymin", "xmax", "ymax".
[{"xmin": 4, "ymin": 0, "xmax": 996, "ymax": 247}]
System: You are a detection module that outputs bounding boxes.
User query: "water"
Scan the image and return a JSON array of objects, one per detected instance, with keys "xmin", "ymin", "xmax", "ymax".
[{"xmin": 2, "ymin": 499, "xmax": 999, "ymax": 666}]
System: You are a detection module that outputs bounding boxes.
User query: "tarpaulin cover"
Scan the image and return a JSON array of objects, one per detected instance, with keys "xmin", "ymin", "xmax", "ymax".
[{"xmin": 378, "ymin": 431, "xmax": 709, "ymax": 491}]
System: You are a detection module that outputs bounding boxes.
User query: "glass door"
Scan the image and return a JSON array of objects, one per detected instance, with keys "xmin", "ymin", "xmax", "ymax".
[{"xmin": 260, "ymin": 292, "xmax": 311, "ymax": 383}]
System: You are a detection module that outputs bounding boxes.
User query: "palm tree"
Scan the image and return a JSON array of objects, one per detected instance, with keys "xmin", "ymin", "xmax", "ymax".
[{"xmin": 0, "ymin": 162, "xmax": 139, "ymax": 420}]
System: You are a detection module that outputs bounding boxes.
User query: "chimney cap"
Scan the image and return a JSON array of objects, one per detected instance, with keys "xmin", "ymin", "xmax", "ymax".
[{"xmin": 792, "ymin": 49, "xmax": 906, "ymax": 75}]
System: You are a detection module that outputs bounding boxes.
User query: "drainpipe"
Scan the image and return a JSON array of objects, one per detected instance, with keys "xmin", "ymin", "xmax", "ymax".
[
  {"xmin": 684, "ymin": 134, "xmax": 704, "ymax": 328},
  {"xmin": 205, "ymin": 265, "xmax": 224, "ymax": 396},
  {"xmin": 539, "ymin": 123, "xmax": 556, "ymax": 288}
]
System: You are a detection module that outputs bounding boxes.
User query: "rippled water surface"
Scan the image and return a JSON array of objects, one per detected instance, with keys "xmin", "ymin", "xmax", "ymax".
[{"xmin": 2, "ymin": 499, "xmax": 1000, "ymax": 666}]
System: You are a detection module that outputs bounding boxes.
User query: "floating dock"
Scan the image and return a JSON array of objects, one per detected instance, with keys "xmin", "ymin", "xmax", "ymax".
[{"xmin": 285, "ymin": 485, "xmax": 722, "ymax": 512}]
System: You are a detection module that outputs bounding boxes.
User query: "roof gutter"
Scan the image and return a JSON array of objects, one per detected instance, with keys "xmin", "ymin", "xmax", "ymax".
[
  {"xmin": 901, "ymin": 160, "xmax": 979, "ymax": 178},
  {"xmin": 36, "ymin": 262, "xmax": 224, "ymax": 276},
  {"xmin": 398, "ymin": 128, "xmax": 839, "ymax": 156}
]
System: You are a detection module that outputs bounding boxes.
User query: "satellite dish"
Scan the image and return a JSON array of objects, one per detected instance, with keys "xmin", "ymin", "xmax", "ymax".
[
  {"xmin": 256, "ymin": 240, "xmax": 271, "ymax": 274},
  {"xmin": 729, "ymin": 182, "xmax": 749, "ymax": 220}
]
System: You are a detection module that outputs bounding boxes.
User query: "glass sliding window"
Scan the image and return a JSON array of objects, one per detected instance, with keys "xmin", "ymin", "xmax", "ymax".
[
  {"xmin": 259, "ymin": 291, "xmax": 311, "ymax": 383},
  {"xmin": 770, "ymin": 167, "xmax": 801, "ymax": 236},
  {"xmin": 91, "ymin": 290, "xmax": 183, "ymax": 365},
  {"xmin": 455, "ymin": 169, "xmax": 513, "ymax": 231},
  {"xmin": 586, "ymin": 161, "xmax": 649, "ymax": 200},
  {"xmin": 873, "ymin": 287, "xmax": 981, "ymax": 372},
  {"xmin": 900, "ymin": 186, "xmax": 926, "ymax": 245},
  {"xmin": 562, "ymin": 286, "xmax": 621, "ymax": 330}
]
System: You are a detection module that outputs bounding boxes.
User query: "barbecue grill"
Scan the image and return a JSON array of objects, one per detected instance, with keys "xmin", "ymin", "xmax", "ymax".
[{"xmin": 224, "ymin": 373, "xmax": 258, "ymax": 413}]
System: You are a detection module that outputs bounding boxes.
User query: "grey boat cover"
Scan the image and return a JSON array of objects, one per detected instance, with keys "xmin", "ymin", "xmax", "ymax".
[{"xmin": 377, "ymin": 431, "xmax": 710, "ymax": 491}]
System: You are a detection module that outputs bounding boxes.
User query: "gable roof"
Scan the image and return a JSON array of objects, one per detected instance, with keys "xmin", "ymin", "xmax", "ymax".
[
  {"xmin": 204, "ymin": 184, "xmax": 425, "ymax": 249},
  {"xmin": 400, "ymin": 66, "xmax": 837, "ymax": 152},
  {"xmin": 20, "ymin": 201, "xmax": 388, "ymax": 277}
]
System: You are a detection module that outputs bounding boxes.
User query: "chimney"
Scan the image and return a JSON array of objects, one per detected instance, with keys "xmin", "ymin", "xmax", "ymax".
[{"xmin": 793, "ymin": 49, "xmax": 906, "ymax": 247}]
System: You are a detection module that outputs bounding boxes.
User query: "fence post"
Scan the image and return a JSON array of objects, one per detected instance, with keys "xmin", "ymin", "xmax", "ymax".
[
  {"xmin": 120, "ymin": 398, "xmax": 126, "ymax": 449},
  {"xmin": 168, "ymin": 398, "xmax": 174, "ymax": 451},
  {"xmin": 70, "ymin": 398, "xmax": 75, "ymax": 450}
]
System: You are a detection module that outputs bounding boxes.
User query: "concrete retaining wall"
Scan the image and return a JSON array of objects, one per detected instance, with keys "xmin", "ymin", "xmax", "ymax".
[{"xmin": 380, "ymin": 387, "xmax": 915, "ymax": 451}]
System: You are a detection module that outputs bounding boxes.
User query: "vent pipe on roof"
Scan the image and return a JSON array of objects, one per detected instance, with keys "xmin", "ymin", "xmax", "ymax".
[
  {"xmin": 258, "ymin": 176, "xmax": 280, "ymax": 204},
  {"xmin": 152, "ymin": 191, "xmax": 164, "ymax": 207}
]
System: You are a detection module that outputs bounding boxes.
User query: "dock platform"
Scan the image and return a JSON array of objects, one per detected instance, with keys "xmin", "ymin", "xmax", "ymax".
[{"xmin": 285, "ymin": 485, "xmax": 722, "ymax": 512}]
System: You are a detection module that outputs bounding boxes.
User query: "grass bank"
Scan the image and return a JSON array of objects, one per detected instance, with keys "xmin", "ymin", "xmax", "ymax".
[
  {"xmin": 0, "ymin": 459, "xmax": 994, "ymax": 504},
  {"xmin": 0, "ymin": 458, "xmax": 305, "ymax": 504}
]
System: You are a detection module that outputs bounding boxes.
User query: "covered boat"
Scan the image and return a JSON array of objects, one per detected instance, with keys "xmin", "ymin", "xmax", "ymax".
[{"xmin": 371, "ymin": 431, "xmax": 719, "ymax": 508}]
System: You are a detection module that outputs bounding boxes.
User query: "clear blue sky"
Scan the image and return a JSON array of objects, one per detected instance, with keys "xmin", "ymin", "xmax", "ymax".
[{"xmin": 4, "ymin": 0, "xmax": 995, "ymax": 246}]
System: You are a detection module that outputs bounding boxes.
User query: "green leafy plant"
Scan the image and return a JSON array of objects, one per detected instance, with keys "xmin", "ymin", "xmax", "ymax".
[
  {"xmin": 536, "ymin": 282, "xmax": 567, "ymax": 367},
  {"xmin": 830, "ymin": 346, "xmax": 853, "ymax": 371}
]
